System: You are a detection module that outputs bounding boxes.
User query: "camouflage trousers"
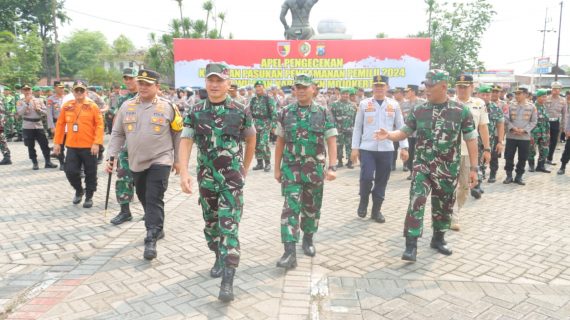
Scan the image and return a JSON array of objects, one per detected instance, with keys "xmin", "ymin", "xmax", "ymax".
[
  {"xmin": 404, "ymin": 170, "xmax": 457, "ymax": 237},
  {"xmin": 529, "ymin": 132, "xmax": 550, "ymax": 162},
  {"xmin": 280, "ymin": 181, "xmax": 323, "ymax": 243},
  {"xmin": 0, "ymin": 132, "xmax": 10, "ymax": 157},
  {"xmin": 480, "ymin": 136, "xmax": 499, "ymax": 176},
  {"xmin": 255, "ymin": 127, "xmax": 271, "ymax": 161},
  {"xmin": 198, "ymin": 167, "xmax": 243, "ymax": 269},
  {"xmin": 115, "ymin": 146, "xmax": 134, "ymax": 205},
  {"xmin": 336, "ymin": 132, "xmax": 352, "ymax": 162},
  {"xmin": 4, "ymin": 115, "xmax": 15, "ymax": 137}
]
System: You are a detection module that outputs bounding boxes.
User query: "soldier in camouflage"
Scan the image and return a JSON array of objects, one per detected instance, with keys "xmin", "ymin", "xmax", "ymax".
[
  {"xmin": 374, "ymin": 70, "xmax": 478, "ymax": 262},
  {"xmin": 528, "ymin": 89, "xmax": 551, "ymax": 173},
  {"xmin": 330, "ymin": 88, "xmax": 356, "ymax": 168},
  {"xmin": 250, "ymin": 80, "xmax": 277, "ymax": 172},
  {"xmin": 0, "ymin": 98, "xmax": 12, "ymax": 165},
  {"xmin": 274, "ymin": 74, "xmax": 338, "ymax": 270},
  {"xmin": 110, "ymin": 68, "xmax": 139, "ymax": 226},
  {"xmin": 179, "ymin": 63, "xmax": 256, "ymax": 303},
  {"xmin": 3, "ymin": 87, "xmax": 19, "ymax": 141},
  {"xmin": 478, "ymin": 85, "xmax": 505, "ymax": 183}
]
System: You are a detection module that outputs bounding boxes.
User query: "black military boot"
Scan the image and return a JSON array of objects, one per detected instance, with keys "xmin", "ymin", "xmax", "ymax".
[
  {"xmin": 535, "ymin": 160, "xmax": 551, "ymax": 173},
  {"xmin": 302, "ymin": 233, "xmax": 316, "ymax": 257},
  {"xmin": 346, "ymin": 160, "xmax": 354, "ymax": 169},
  {"xmin": 401, "ymin": 237, "xmax": 418, "ymax": 262},
  {"xmin": 264, "ymin": 159, "xmax": 271, "ymax": 172},
  {"xmin": 210, "ymin": 251, "xmax": 223, "ymax": 278},
  {"xmin": 503, "ymin": 172, "xmax": 513, "ymax": 184},
  {"xmin": 32, "ymin": 160, "xmax": 39, "ymax": 170},
  {"xmin": 357, "ymin": 181, "xmax": 372, "ymax": 218},
  {"xmin": 276, "ymin": 242, "xmax": 297, "ymax": 269},
  {"xmin": 558, "ymin": 163, "xmax": 566, "ymax": 175},
  {"xmin": 253, "ymin": 159, "xmax": 264, "ymax": 170},
  {"xmin": 430, "ymin": 231, "xmax": 453, "ymax": 255},
  {"xmin": 15, "ymin": 134, "xmax": 22, "ymax": 142},
  {"xmin": 337, "ymin": 159, "xmax": 344, "ymax": 168},
  {"xmin": 0, "ymin": 155, "xmax": 12, "ymax": 165},
  {"xmin": 83, "ymin": 192, "xmax": 94, "ymax": 208},
  {"xmin": 72, "ymin": 189, "xmax": 84, "ymax": 204},
  {"xmin": 370, "ymin": 198, "xmax": 385, "ymax": 223},
  {"xmin": 488, "ymin": 170, "xmax": 497, "ymax": 183},
  {"xmin": 143, "ymin": 230, "xmax": 158, "ymax": 260},
  {"xmin": 528, "ymin": 159, "xmax": 535, "ymax": 172},
  {"xmin": 514, "ymin": 173, "xmax": 526, "ymax": 186},
  {"xmin": 110, "ymin": 204, "xmax": 133, "ymax": 225},
  {"xmin": 45, "ymin": 161, "xmax": 58, "ymax": 169},
  {"xmin": 470, "ymin": 183, "xmax": 482, "ymax": 199},
  {"xmin": 218, "ymin": 267, "xmax": 236, "ymax": 302}
]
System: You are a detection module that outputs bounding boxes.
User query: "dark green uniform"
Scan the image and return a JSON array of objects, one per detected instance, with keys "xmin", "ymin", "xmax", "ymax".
[
  {"xmin": 0, "ymin": 100, "xmax": 11, "ymax": 160},
  {"xmin": 482, "ymin": 101, "xmax": 504, "ymax": 176},
  {"xmin": 114, "ymin": 92, "xmax": 137, "ymax": 205},
  {"xmin": 249, "ymin": 94, "xmax": 276, "ymax": 162},
  {"xmin": 529, "ymin": 102, "xmax": 550, "ymax": 163},
  {"xmin": 330, "ymin": 99, "xmax": 356, "ymax": 164}
]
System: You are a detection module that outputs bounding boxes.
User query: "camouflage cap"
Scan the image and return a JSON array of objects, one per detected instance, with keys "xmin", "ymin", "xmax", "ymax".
[
  {"xmin": 254, "ymin": 80, "xmax": 264, "ymax": 87},
  {"xmin": 294, "ymin": 74, "xmax": 314, "ymax": 87},
  {"xmin": 423, "ymin": 69, "xmax": 449, "ymax": 86},
  {"xmin": 478, "ymin": 85, "xmax": 492, "ymax": 93},
  {"xmin": 123, "ymin": 67, "xmax": 138, "ymax": 77},
  {"xmin": 205, "ymin": 63, "xmax": 230, "ymax": 79},
  {"xmin": 536, "ymin": 89, "xmax": 548, "ymax": 97}
]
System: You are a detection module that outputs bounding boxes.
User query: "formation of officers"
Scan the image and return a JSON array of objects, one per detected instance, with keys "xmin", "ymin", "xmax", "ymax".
[{"xmin": 1, "ymin": 64, "xmax": 569, "ymax": 303}]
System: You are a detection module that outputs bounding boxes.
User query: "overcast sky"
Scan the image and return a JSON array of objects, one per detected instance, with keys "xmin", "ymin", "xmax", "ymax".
[{"xmin": 58, "ymin": 0, "xmax": 568, "ymax": 74}]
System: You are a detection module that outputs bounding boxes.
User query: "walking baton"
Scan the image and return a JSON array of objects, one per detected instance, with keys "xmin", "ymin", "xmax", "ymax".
[{"xmin": 104, "ymin": 156, "xmax": 114, "ymax": 218}]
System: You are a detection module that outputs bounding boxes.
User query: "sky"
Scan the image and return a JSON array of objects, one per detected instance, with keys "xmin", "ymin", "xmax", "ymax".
[{"xmin": 58, "ymin": 0, "xmax": 569, "ymax": 74}]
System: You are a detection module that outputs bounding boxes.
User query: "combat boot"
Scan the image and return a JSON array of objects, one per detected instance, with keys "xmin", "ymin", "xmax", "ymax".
[
  {"xmin": 72, "ymin": 190, "xmax": 84, "ymax": 204},
  {"xmin": 528, "ymin": 159, "xmax": 535, "ymax": 172},
  {"xmin": 210, "ymin": 251, "xmax": 223, "ymax": 278},
  {"xmin": 252, "ymin": 159, "xmax": 264, "ymax": 170},
  {"xmin": 370, "ymin": 198, "xmax": 385, "ymax": 223},
  {"xmin": 45, "ymin": 161, "xmax": 57, "ymax": 169},
  {"xmin": 430, "ymin": 231, "xmax": 453, "ymax": 255},
  {"xmin": 558, "ymin": 163, "xmax": 566, "ymax": 175},
  {"xmin": 503, "ymin": 172, "xmax": 513, "ymax": 184},
  {"xmin": 276, "ymin": 242, "xmax": 297, "ymax": 269},
  {"xmin": 346, "ymin": 160, "xmax": 354, "ymax": 169},
  {"xmin": 470, "ymin": 183, "xmax": 482, "ymax": 199},
  {"xmin": 514, "ymin": 174, "xmax": 526, "ymax": 186},
  {"xmin": 401, "ymin": 237, "xmax": 417, "ymax": 262},
  {"xmin": 14, "ymin": 135, "xmax": 22, "ymax": 142},
  {"xmin": 143, "ymin": 230, "xmax": 158, "ymax": 260},
  {"xmin": 263, "ymin": 159, "xmax": 271, "ymax": 172},
  {"xmin": 357, "ymin": 196, "xmax": 369, "ymax": 218},
  {"xmin": 535, "ymin": 160, "xmax": 551, "ymax": 173},
  {"xmin": 337, "ymin": 159, "xmax": 344, "ymax": 168},
  {"xmin": 488, "ymin": 170, "xmax": 497, "ymax": 183},
  {"xmin": 110, "ymin": 204, "xmax": 133, "ymax": 225},
  {"xmin": 302, "ymin": 233, "xmax": 316, "ymax": 257},
  {"xmin": 32, "ymin": 160, "xmax": 39, "ymax": 170},
  {"xmin": 218, "ymin": 267, "xmax": 236, "ymax": 302},
  {"xmin": 83, "ymin": 191, "xmax": 94, "ymax": 208},
  {"xmin": 0, "ymin": 155, "xmax": 12, "ymax": 165}
]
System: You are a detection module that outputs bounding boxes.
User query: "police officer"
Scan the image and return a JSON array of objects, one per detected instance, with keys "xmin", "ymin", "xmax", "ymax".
[
  {"xmin": 110, "ymin": 68, "xmax": 139, "ymax": 226},
  {"xmin": 478, "ymin": 85, "xmax": 505, "ymax": 183},
  {"xmin": 250, "ymin": 80, "xmax": 277, "ymax": 172},
  {"xmin": 351, "ymin": 75, "xmax": 408, "ymax": 223},
  {"xmin": 330, "ymin": 88, "xmax": 356, "ymax": 168},
  {"xmin": 545, "ymin": 81, "xmax": 567, "ymax": 165},
  {"xmin": 528, "ymin": 89, "xmax": 551, "ymax": 173},
  {"xmin": 229, "ymin": 84, "xmax": 246, "ymax": 105},
  {"xmin": 374, "ymin": 70, "xmax": 478, "ymax": 262},
  {"xmin": 402, "ymin": 85, "xmax": 426, "ymax": 179},
  {"xmin": 47, "ymin": 81, "xmax": 66, "ymax": 170},
  {"xmin": 179, "ymin": 63, "xmax": 256, "ymax": 302},
  {"xmin": 557, "ymin": 107, "xmax": 570, "ymax": 175},
  {"xmin": 106, "ymin": 69, "xmax": 183, "ymax": 261},
  {"xmin": 16, "ymin": 85, "xmax": 58, "ymax": 170},
  {"xmin": 274, "ymin": 74, "xmax": 337, "ymax": 269},
  {"xmin": 503, "ymin": 87, "xmax": 537, "ymax": 185},
  {"xmin": 54, "ymin": 80, "xmax": 104, "ymax": 208}
]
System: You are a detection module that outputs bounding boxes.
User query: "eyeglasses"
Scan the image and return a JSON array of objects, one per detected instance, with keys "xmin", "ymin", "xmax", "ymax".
[{"xmin": 74, "ymin": 88, "xmax": 86, "ymax": 93}]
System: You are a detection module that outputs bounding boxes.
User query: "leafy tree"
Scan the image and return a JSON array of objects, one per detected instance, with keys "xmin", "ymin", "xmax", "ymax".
[
  {"xmin": 375, "ymin": 32, "xmax": 387, "ymax": 39},
  {"xmin": 218, "ymin": 12, "xmax": 226, "ymax": 38},
  {"xmin": 0, "ymin": 30, "xmax": 43, "ymax": 86},
  {"xmin": 203, "ymin": 1, "xmax": 214, "ymax": 38},
  {"xmin": 112, "ymin": 35, "xmax": 135, "ymax": 57},
  {"xmin": 79, "ymin": 66, "xmax": 122, "ymax": 87},
  {"xmin": 59, "ymin": 30, "xmax": 110, "ymax": 77}
]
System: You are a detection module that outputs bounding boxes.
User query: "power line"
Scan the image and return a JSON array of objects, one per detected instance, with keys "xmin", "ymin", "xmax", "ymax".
[{"xmin": 65, "ymin": 7, "xmax": 169, "ymax": 33}]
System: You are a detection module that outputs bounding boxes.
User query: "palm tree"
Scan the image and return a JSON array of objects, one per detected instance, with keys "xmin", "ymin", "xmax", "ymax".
[
  {"xmin": 174, "ymin": 0, "xmax": 184, "ymax": 23},
  {"xmin": 181, "ymin": 17, "xmax": 193, "ymax": 38},
  {"xmin": 202, "ymin": 1, "xmax": 214, "ymax": 38},
  {"xmin": 425, "ymin": 0, "xmax": 436, "ymax": 37},
  {"xmin": 217, "ymin": 12, "xmax": 226, "ymax": 38},
  {"xmin": 192, "ymin": 20, "xmax": 206, "ymax": 39}
]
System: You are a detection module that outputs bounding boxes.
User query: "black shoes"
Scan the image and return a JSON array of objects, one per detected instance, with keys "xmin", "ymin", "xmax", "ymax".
[
  {"xmin": 218, "ymin": 267, "xmax": 236, "ymax": 302},
  {"xmin": 503, "ymin": 174, "xmax": 513, "ymax": 184},
  {"xmin": 357, "ymin": 197, "xmax": 368, "ymax": 218},
  {"xmin": 346, "ymin": 160, "xmax": 354, "ymax": 169},
  {"xmin": 535, "ymin": 161, "xmax": 551, "ymax": 173},
  {"xmin": 546, "ymin": 160, "xmax": 557, "ymax": 166},
  {"xmin": 430, "ymin": 231, "xmax": 453, "ymax": 255},
  {"xmin": 83, "ymin": 197, "xmax": 93, "ymax": 208},
  {"xmin": 370, "ymin": 198, "xmax": 385, "ymax": 223},
  {"xmin": 210, "ymin": 252, "xmax": 223, "ymax": 278},
  {"xmin": 337, "ymin": 160, "xmax": 344, "ymax": 168},
  {"xmin": 488, "ymin": 171, "xmax": 496, "ymax": 183},
  {"xmin": 402, "ymin": 237, "xmax": 417, "ymax": 262},
  {"xmin": 263, "ymin": 161, "xmax": 271, "ymax": 172},
  {"xmin": 276, "ymin": 242, "xmax": 297, "ymax": 269},
  {"xmin": 32, "ymin": 162, "xmax": 39, "ymax": 170},
  {"xmin": 514, "ymin": 174, "xmax": 525, "ymax": 186},
  {"xmin": 470, "ymin": 183, "xmax": 482, "ymax": 199},
  {"xmin": 302, "ymin": 233, "xmax": 316, "ymax": 257},
  {"xmin": 0, "ymin": 156, "xmax": 12, "ymax": 165},
  {"xmin": 558, "ymin": 165, "xmax": 566, "ymax": 175},
  {"xmin": 528, "ymin": 160, "xmax": 535, "ymax": 172},
  {"xmin": 45, "ymin": 161, "xmax": 58, "ymax": 169},
  {"xmin": 111, "ymin": 204, "xmax": 133, "ymax": 225},
  {"xmin": 143, "ymin": 230, "xmax": 159, "ymax": 260},
  {"xmin": 72, "ymin": 190, "xmax": 84, "ymax": 204},
  {"xmin": 252, "ymin": 159, "xmax": 264, "ymax": 171}
]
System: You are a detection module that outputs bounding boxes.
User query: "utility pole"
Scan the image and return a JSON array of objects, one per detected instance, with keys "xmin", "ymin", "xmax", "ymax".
[
  {"xmin": 538, "ymin": 8, "xmax": 555, "ymax": 86},
  {"xmin": 555, "ymin": 1, "xmax": 564, "ymax": 81},
  {"xmin": 52, "ymin": 0, "xmax": 61, "ymax": 80}
]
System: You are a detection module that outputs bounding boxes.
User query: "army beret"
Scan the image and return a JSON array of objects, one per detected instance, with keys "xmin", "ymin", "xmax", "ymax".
[
  {"xmin": 340, "ymin": 87, "xmax": 351, "ymax": 94},
  {"xmin": 536, "ymin": 89, "xmax": 548, "ymax": 97},
  {"xmin": 478, "ymin": 85, "xmax": 492, "ymax": 93},
  {"xmin": 32, "ymin": 86, "xmax": 40, "ymax": 92}
]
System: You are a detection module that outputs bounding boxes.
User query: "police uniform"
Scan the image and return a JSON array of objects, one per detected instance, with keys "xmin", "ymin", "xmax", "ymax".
[
  {"xmin": 47, "ymin": 81, "xmax": 66, "ymax": 169},
  {"xmin": 558, "ymin": 109, "xmax": 570, "ymax": 175},
  {"xmin": 545, "ymin": 81, "xmax": 567, "ymax": 164},
  {"xmin": 107, "ymin": 69, "xmax": 183, "ymax": 261},
  {"xmin": 16, "ymin": 85, "xmax": 58, "ymax": 170},
  {"xmin": 352, "ymin": 75, "xmax": 408, "ymax": 223},
  {"xmin": 250, "ymin": 80, "xmax": 277, "ymax": 172},
  {"xmin": 503, "ymin": 87, "xmax": 537, "ymax": 185}
]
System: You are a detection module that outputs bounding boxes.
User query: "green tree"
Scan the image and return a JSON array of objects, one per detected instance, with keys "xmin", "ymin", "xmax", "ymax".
[
  {"xmin": 79, "ymin": 66, "xmax": 122, "ymax": 87},
  {"xmin": 203, "ymin": 1, "xmax": 214, "ymax": 38},
  {"xmin": 375, "ymin": 32, "xmax": 387, "ymax": 39},
  {"xmin": 112, "ymin": 35, "xmax": 135, "ymax": 57},
  {"xmin": 218, "ymin": 12, "xmax": 226, "ymax": 38},
  {"xmin": 59, "ymin": 30, "xmax": 110, "ymax": 77},
  {"xmin": 0, "ymin": 30, "xmax": 43, "ymax": 86}
]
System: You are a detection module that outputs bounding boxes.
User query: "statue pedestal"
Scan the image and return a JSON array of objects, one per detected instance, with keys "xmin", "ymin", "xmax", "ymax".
[
  {"xmin": 312, "ymin": 19, "xmax": 352, "ymax": 40},
  {"xmin": 312, "ymin": 33, "xmax": 352, "ymax": 40}
]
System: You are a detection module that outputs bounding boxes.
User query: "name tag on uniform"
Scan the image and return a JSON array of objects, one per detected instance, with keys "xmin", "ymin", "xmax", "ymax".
[
  {"xmin": 386, "ymin": 105, "xmax": 394, "ymax": 112},
  {"xmin": 72, "ymin": 124, "xmax": 79, "ymax": 132},
  {"xmin": 367, "ymin": 116, "xmax": 374, "ymax": 124}
]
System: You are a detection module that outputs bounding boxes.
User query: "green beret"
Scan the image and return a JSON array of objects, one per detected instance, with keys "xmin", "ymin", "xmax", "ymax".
[
  {"xmin": 340, "ymin": 87, "xmax": 351, "ymax": 94},
  {"xmin": 32, "ymin": 86, "xmax": 40, "ymax": 92},
  {"xmin": 536, "ymin": 89, "xmax": 548, "ymax": 97},
  {"xmin": 3, "ymin": 86, "xmax": 11, "ymax": 91},
  {"xmin": 478, "ymin": 85, "xmax": 492, "ymax": 93},
  {"xmin": 254, "ymin": 80, "xmax": 265, "ymax": 87}
]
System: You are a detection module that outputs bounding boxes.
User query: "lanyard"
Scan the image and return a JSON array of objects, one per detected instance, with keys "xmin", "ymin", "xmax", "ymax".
[{"xmin": 73, "ymin": 105, "xmax": 84, "ymax": 125}]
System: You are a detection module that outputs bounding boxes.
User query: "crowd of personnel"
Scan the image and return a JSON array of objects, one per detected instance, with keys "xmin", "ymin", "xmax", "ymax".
[{"xmin": 0, "ymin": 66, "xmax": 568, "ymax": 303}]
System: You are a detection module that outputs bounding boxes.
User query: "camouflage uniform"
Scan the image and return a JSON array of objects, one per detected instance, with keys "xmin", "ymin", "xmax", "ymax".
[
  {"xmin": 529, "ymin": 102, "xmax": 550, "ymax": 164},
  {"xmin": 183, "ymin": 96, "xmax": 255, "ymax": 268},
  {"xmin": 400, "ymin": 100, "xmax": 477, "ymax": 237},
  {"xmin": 330, "ymin": 99, "xmax": 356, "ymax": 164},
  {"xmin": 249, "ymin": 94, "xmax": 276, "ymax": 162},
  {"xmin": 114, "ymin": 92, "xmax": 137, "ymax": 205},
  {"xmin": 482, "ymin": 101, "xmax": 505, "ymax": 176},
  {"xmin": 3, "ymin": 94, "xmax": 17, "ymax": 139},
  {"xmin": 0, "ymin": 100, "xmax": 11, "ymax": 159},
  {"xmin": 276, "ymin": 102, "xmax": 337, "ymax": 242}
]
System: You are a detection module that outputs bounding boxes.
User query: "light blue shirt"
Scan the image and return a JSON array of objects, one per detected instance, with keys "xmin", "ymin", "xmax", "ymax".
[{"xmin": 352, "ymin": 97, "xmax": 409, "ymax": 151}]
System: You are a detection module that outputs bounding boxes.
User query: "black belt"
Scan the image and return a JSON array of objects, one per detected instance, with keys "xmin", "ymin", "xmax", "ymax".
[{"xmin": 23, "ymin": 117, "xmax": 41, "ymax": 122}]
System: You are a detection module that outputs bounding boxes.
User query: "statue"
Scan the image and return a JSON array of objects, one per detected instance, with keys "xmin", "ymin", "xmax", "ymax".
[{"xmin": 280, "ymin": 0, "xmax": 319, "ymax": 40}]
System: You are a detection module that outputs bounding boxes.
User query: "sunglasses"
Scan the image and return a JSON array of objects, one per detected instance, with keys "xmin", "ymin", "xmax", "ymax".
[{"xmin": 74, "ymin": 88, "xmax": 86, "ymax": 93}]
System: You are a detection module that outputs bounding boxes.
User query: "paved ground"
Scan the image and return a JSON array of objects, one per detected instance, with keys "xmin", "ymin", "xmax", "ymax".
[{"xmin": 1, "ymin": 138, "xmax": 570, "ymax": 320}]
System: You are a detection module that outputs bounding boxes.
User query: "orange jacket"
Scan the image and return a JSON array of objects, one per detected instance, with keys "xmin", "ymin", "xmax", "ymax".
[{"xmin": 54, "ymin": 100, "xmax": 104, "ymax": 148}]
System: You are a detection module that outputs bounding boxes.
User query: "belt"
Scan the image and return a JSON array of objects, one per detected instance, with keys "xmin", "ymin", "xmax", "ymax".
[
  {"xmin": 23, "ymin": 117, "xmax": 41, "ymax": 122},
  {"xmin": 549, "ymin": 118, "xmax": 560, "ymax": 121}
]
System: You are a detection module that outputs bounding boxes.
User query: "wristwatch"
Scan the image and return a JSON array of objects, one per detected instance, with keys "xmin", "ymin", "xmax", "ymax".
[
  {"xmin": 484, "ymin": 148, "xmax": 491, "ymax": 152},
  {"xmin": 328, "ymin": 165, "xmax": 337, "ymax": 172}
]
